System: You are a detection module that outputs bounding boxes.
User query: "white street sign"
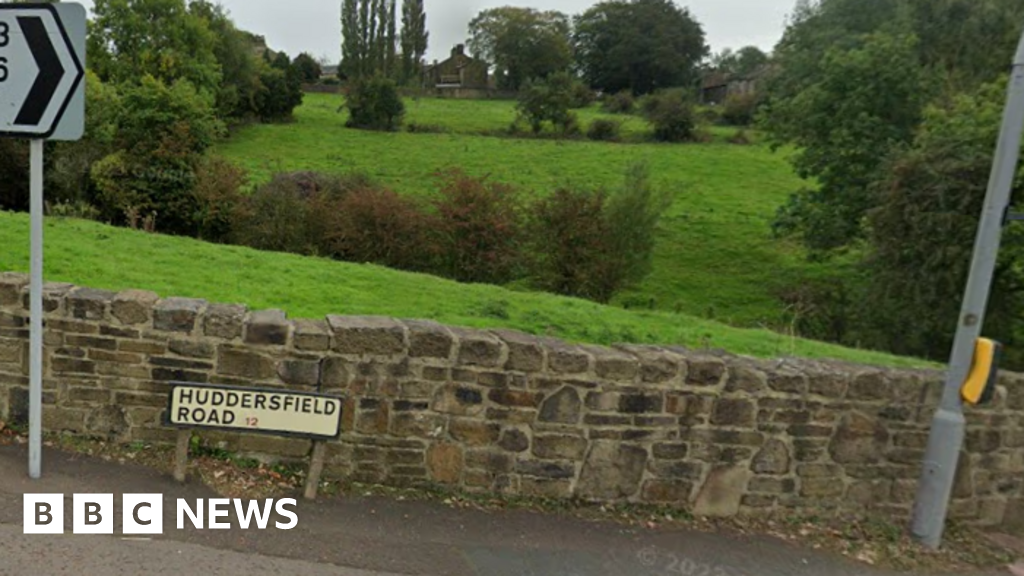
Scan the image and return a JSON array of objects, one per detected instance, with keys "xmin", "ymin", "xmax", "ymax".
[{"xmin": 0, "ymin": 3, "xmax": 85, "ymax": 141}]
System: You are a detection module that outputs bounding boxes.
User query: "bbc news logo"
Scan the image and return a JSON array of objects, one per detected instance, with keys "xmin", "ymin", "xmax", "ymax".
[{"xmin": 23, "ymin": 494, "xmax": 298, "ymax": 534}]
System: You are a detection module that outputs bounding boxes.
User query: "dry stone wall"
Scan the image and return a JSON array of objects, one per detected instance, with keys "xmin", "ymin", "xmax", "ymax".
[{"xmin": 0, "ymin": 272, "xmax": 1022, "ymax": 526}]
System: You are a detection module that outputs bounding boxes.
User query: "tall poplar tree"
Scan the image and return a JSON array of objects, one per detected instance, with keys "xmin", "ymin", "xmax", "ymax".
[{"xmin": 400, "ymin": 0, "xmax": 428, "ymax": 84}]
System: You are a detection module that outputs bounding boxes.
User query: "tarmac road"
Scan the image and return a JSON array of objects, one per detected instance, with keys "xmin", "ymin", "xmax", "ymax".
[{"xmin": 0, "ymin": 445, "xmax": 1012, "ymax": 576}]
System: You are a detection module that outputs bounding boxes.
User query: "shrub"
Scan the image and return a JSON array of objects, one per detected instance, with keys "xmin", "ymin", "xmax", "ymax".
[
  {"xmin": 232, "ymin": 174, "xmax": 321, "ymax": 255},
  {"xmin": 516, "ymin": 73, "xmax": 577, "ymax": 135},
  {"xmin": 191, "ymin": 156, "xmax": 248, "ymax": 242},
  {"xmin": 728, "ymin": 129, "xmax": 752, "ymax": 145},
  {"xmin": 430, "ymin": 170, "xmax": 525, "ymax": 284},
  {"xmin": 587, "ymin": 119, "xmax": 621, "ymax": 142},
  {"xmin": 570, "ymin": 81, "xmax": 596, "ymax": 109},
  {"xmin": 722, "ymin": 93, "xmax": 760, "ymax": 126},
  {"xmin": 527, "ymin": 162, "xmax": 669, "ymax": 302},
  {"xmin": 323, "ymin": 186, "xmax": 435, "ymax": 271},
  {"xmin": 345, "ymin": 75, "xmax": 405, "ymax": 131},
  {"xmin": 601, "ymin": 91, "xmax": 635, "ymax": 114},
  {"xmin": 641, "ymin": 90, "xmax": 698, "ymax": 142}
]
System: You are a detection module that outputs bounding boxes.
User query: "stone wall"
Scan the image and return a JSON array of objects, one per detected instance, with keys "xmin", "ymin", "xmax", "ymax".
[{"xmin": 0, "ymin": 273, "xmax": 1021, "ymax": 525}]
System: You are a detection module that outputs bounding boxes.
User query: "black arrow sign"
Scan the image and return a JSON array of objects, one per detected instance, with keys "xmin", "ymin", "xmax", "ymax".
[{"xmin": 14, "ymin": 15, "xmax": 65, "ymax": 127}]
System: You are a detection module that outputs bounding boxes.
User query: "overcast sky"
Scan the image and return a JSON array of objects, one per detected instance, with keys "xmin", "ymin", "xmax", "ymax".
[{"xmin": 76, "ymin": 0, "xmax": 796, "ymax": 64}]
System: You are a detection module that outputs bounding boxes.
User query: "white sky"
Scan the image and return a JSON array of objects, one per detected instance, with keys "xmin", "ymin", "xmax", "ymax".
[{"xmin": 74, "ymin": 0, "xmax": 795, "ymax": 64}]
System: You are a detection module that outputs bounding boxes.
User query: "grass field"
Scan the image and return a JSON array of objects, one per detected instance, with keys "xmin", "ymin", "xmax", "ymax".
[
  {"xmin": 0, "ymin": 211, "xmax": 925, "ymax": 368},
  {"xmin": 217, "ymin": 94, "xmax": 823, "ymax": 330}
]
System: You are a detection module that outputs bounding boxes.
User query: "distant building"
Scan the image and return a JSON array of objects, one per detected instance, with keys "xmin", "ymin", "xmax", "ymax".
[
  {"xmin": 424, "ymin": 44, "xmax": 491, "ymax": 98},
  {"xmin": 700, "ymin": 66, "xmax": 769, "ymax": 105}
]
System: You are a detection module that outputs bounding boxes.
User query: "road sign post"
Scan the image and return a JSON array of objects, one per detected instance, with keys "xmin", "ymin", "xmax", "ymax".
[
  {"xmin": 911, "ymin": 30, "xmax": 1024, "ymax": 549},
  {"xmin": 0, "ymin": 3, "xmax": 86, "ymax": 479}
]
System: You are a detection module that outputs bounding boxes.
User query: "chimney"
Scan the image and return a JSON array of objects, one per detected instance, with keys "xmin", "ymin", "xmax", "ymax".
[{"xmin": 452, "ymin": 44, "xmax": 465, "ymax": 58}]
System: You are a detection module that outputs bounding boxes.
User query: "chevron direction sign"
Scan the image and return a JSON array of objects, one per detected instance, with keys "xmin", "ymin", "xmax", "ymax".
[{"xmin": 0, "ymin": 3, "xmax": 85, "ymax": 141}]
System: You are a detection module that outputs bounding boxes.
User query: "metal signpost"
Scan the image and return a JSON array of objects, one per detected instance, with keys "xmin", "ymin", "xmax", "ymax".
[
  {"xmin": 911, "ymin": 30, "xmax": 1024, "ymax": 548},
  {"xmin": 0, "ymin": 3, "xmax": 86, "ymax": 479}
]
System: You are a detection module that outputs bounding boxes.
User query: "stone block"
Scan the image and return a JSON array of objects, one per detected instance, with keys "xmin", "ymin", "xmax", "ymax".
[
  {"xmin": 581, "ymin": 345, "xmax": 638, "ymax": 382},
  {"xmin": 577, "ymin": 441, "xmax": 647, "ymax": 499},
  {"xmin": 515, "ymin": 459, "xmax": 575, "ymax": 479},
  {"xmin": 694, "ymin": 465, "xmax": 752, "ymax": 517},
  {"xmin": 532, "ymin": 435, "xmax": 588, "ymax": 460},
  {"xmin": 0, "ymin": 273, "xmax": 28, "ymax": 306},
  {"xmin": 426, "ymin": 443, "xmax": 464, "ymax": 483},
  {"xmin": 488, "ymin": 389, "xmax": 540, "ymax": 408},
  {"xmin": 748, "ymin": 477, "xmax": 796, "ymax": 494},
  {"xmin": 808, "ymin": 373, "xmax": 847, "ymax": 398},
  {"xmin": 451, "ymin": 328, "xmax": 503, "ymax": 368},
  {"xmin": 168, "ymin": 339, "xmax": 215, "ymax": 359},
  {"xmin": 800, "ymin": 477, "xmax": 845, "ymax": 498},
  {"xmin": 204, "ymin": 304, "xmax": 247, "ymax": 340},
  {"xmin": 406, "ymin": 320, "xmax": 454, "ymax": 359},
  {"xmin": 217, "ymin": 347, "xmax": 276, "ymax": 380},
  {"xmin": 538, "ymin": 387, "xmax": 582, "ymax": 424},
  {"xmin": 498, "ymin": 428, "xmax": 529, "ymax": 452},
  {"xmin": 726, "ymin": 365, "xmax": 768, "ymax": 394},
  {"xmin": 618, "ymin": 392, "xmax": 663, "ymax": 414},
  {"xmin": 153, "ymin": 298, "xmax": 206, "ymax": 333},
  {"xmin": 847, "ymin": 371, "xmax": 889, "ymax": 401},
  {"xmin": 652, "ymin": 442, "xmax": 689, "ymax": 460},
  {"xmin": 642, "ymin": 480, "xmax": 693, "ymax": 503},
  {"xmin": 244, "ymin": 309, "xmax": 289, "ymax": 346},
  {"xmin": 614, "ymin": 345, "xmax": 682, "ymax": 384},
  {"xmin": 751, "ymin": 439, "xmax": 791, "ymax": 475},
  {"xmin": 328, "ymin": 315, "xmax": 406, "ymax": 356},
  {"xmin": 277, "ymin": 359, "xmax": 320, "ymax": 386},
  {"xmin": 767, "ymin": 370, "xmax": 807, "ymax": 394},
  {"xmin": 67, "ymin": 288, "xmax": 115, "ymax": 321},
  {"xmin": 111, "ymin": 290, "xmax": 159, "ymax": 326},
  {"xmin": 686, "ymin": 356, "xmax": 726, "ymax": 387},
  {"xmin": 712, "ymin": 398, "xmax": 756, "ymax": 427},
  {"xmin": 544, "ymin": 340, "xmax": 590, "ymax": 374},
  {"xmin": 492, "ymin": 329, "xmax": 545, "ymax": 373},
  {"xmin": 448, "ymin": 418, "xmax": 500, "ymax": 446},
  {"xmin": 432, "ymin": 384, "xmax": 485, "ymax": 416},
  {"xmin": 293, "ymin": 319, "xmax": 330, "ymax": 351},
  {"xmin": 829, "ymin": 412, "xmax": 890, "ymax": 464}
]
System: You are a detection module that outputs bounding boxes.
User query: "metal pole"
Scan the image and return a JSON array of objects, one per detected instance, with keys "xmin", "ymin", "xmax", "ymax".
[
  {"xmin": 28, "ymin": 138, "xmax": 44, "ymax": 480},
  {"xmin": 911, "ymin": 31, "xmax": 1024, "ymax": 549}
]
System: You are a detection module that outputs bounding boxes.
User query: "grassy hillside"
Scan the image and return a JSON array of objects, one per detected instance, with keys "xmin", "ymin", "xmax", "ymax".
[
  {"xmin": 0, "ymin": 211, "xmax": 925, "ymax": 368},
  {"xmin": 216, "ymin": 94, "xmax": 826, "ymax": 329}
]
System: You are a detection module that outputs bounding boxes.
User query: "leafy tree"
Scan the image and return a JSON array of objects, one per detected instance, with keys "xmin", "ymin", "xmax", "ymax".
[
  {"xmin": 713, "ymin": 46, "xmax": 770, "ymax": 77},
  {"xmin": 860, "ymin": 82, "xmax": 1024, "ymax": 364},
  {"xmin": 90, "ymin": 76, "xmax": 225, "ymax": 235},
  {"xmin": 468, "ymin": 7, "xmax": 572, "ymax": 91},
  {"xmin": 641, "ymin": 89, "xmax": 699, "ymax": 142},
  {"xmin": 345, "ymin": 75, "xmax": 405, "ymax": 131},
  {"xmin": 765, "ymin": 32, "xmax": 925, "ymax": 252},
  {"xmin": 515, "ymin": 72, "xmax": 581, "ymax": 134},
  {"xmin": 400, "ymin": 0, "xmax": 428, "ymax": 84},
  {"xmin": 188, "ymin": 0, "xmax": 263, "ymax": 120},
  {"xmin": 292, "ymin": 52, "xmax": 323, "ymax": 83},
  {"xmin": 573, "ymin": 0, "xmax": 708, "ymax": 95},
  {"xmin": 341, "ymin": 0, "xmax": 398, "ymax": 79},
  {"xmin": 88, "ymin": 0, "xmax": 222, "ymax": 97}
]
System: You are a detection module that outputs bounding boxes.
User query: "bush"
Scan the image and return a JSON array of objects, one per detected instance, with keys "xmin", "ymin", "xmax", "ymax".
[
  {"xmin": 601, "ymin": 91, "xmax": 635, "ymax": 114},
  {"xmin": 516, "ymin": 73, "xmax": 577, "ymax": 135},
  {"xmin": 430, "ymin": 170, "xmax": 525, "ymax": 284},
  {"xmin": 570, "ymin": 81, "xmax": 596, "ymax": 109},
  {"xmin": 0, "ymin": 140, "xmax": 29, "ymax": 211},
  {"xmin": 722, "ymin": 93, "xmax": 760, "ymax": 126},
  {"xmin": 324, "ymin": 185, "xmax": 435, "ymax": 271},
  {"xmin": 728, "ymin": 129, "xmax": 752, "ymax": 145},
  {"xmin": 231, "ymin": 174, "xmax": 323, "ymax": 255},
  {"xmin": 587, "ymin": 119, "xmax": 622, "ymax": 142},
  {"xmin": 641, "ymin": 90, "xmax": 698, "ymax": 142},
  {"xmin": 527, "ymin": 162, "xmax": 668, "ymax": 302},
  {"xmin": 345, "ymin": 76, "xmax": 405, "ymax": 131},
  {"xmin": 191, "ymin": 156, "xmax": 248, "ymax": 242}
]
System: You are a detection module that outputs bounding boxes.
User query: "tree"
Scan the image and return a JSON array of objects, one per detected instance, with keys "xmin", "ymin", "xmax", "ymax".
[
  {"xmin": 713, "ymin": 46, "xmax": 770, "ymax": 77},
  {"xmin": 516, "ymin": 72, "xmax": 578, "ymax": 134},
  {"xmin": 468, "ymin": 7, "xmax": 572, "ymax": 91},
  {"xmin": 400, "ymin": 0, "xmax": 428, "ymax": 84},
  {"xmin": 188, "ymin": 0, "xmax": 263, "ymax": 120},
  {"xmin": 88, "ymin": 0, "xmax": 222, "ymax": 97},
  {"xmin": 345, "ymin": 75, "xmax": 405, "ymax": 131},
  {"xmin": 293, "ymin": 52, "xmax": 323, "ymax": 83},
  {"xmin": 573, "ymin": 0, "xmax": 708, "ymax": 95},
  {"xmin": 765, "ymin": 32, "xmax": 925, "ymax": 253},
  {"xmin": 341, "ymin": 0, "xmax": 397, "ymax": 80}
]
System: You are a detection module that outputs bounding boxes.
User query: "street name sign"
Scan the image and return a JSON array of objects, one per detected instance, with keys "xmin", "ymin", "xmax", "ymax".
[
  {"xmin": 0, "ymin": 3, "xmax": 85, "ymax": 140},
  {"xmin": 167, "ymin": 383, "xmax": 344, "ymax": 440}
]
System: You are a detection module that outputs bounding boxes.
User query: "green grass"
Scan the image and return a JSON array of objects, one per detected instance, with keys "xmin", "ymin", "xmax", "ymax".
[
  {"xmin": 0, "ymin": 211, "xmax": 927, "ymax": 368},
  {"xmin": 216, "ymin": 93, "xmax": 820, "ymax": 330}
]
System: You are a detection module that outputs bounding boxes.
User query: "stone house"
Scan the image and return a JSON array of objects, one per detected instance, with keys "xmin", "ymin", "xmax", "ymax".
[
  {"xmin": 424, "ymin": 44, "xmax": 490, "ymax": 97},
  {"xmin": 701, "ymin": 66, "xmax": 768, "ymax": 105}
]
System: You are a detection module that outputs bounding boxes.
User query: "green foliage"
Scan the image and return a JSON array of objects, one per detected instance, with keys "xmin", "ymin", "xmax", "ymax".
[
  {"xmin": 345, "ymin": 76, "xmax": 406, "ymax": 131},
  {"xmin": 587, "ymin": 119, "xmax": 622, "ymax": 142},
  {"xmin": 292, "ymin": 53, "xmax": 323, "ymax": 83},
  {"xmin": 468, "ymin": 7, "xmax": 572, "ymax": 91},
  {"xmin": 713, "ymin": 46, "xmax": 770, "ymax": 77},
  {"xmin": 188, "ymin": 0, "xmax": 262, "ymax": 120},
  {"xmin": 90, "ymin": 76, "xmax": 225, "ymax": 235},
  {"xmin": 341, "ymin": 0, "xmax": 399, "ymax": 80},
  {"xmin": 721, "ymin": 93, "xmax": 760, "ymax": 126},
  {"xmin": 191, "ymin": 156, "xmax": 248, "ymax": 242},
  {"xmin": 573, "ymin": 0, "xmax": 708, "ymax": 95},
  {"xmin": 516, "ymin": 73, "xmax": 578, "ymax": 135},
  {"xmin": 400, "ymin": 0, "xmax": 428, "ymax": 84},
  {"xmin": 430, "ymin": 170, "xmax": 525, "ymax": 284},
  {"xmin": 601, "ymin": 91, "xmax": 635, "ymax": 115},
  {"xmin": 765, "ymin": 32, "xmax": 925, "ymax": 252},
  {"xmin": 324, "ymin": 184, "xmax": 435, "ymax": 271},
  {"xmin": 860, "ymin": 82, "xmax": 1024, "ymax": 363},
  {"xmin": 88, "ymin": 0, "xmax": 222, "ymax": 97},
  {"xmin": 527, "ymin": 163, "xmax": 669, "ymax": 303},
  {"xmin": 255, "ymin": 56, "xmax": 305, "ymax": 121},
  {"xmin": 641, "ymin": 90, "xmax": 698, "ymax": 142},
  {"xmin": 0, "ymin": 140, "xmax": 29, "ymax": 211}
]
